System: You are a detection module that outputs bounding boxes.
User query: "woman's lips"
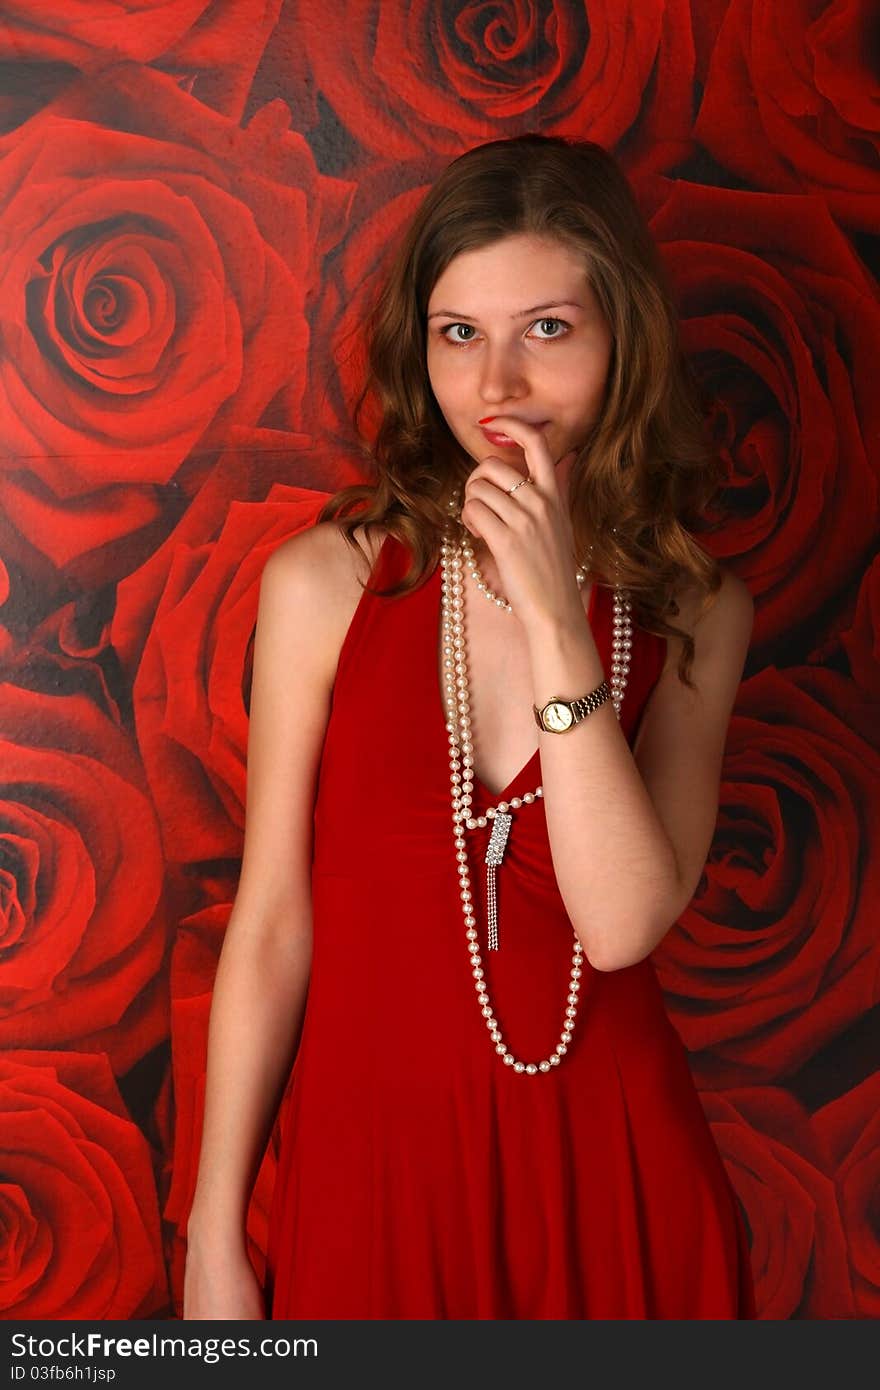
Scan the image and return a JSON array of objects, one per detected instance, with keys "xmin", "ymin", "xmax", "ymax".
[{"xmin": 479, "ymin": 421, "xmax": 547, "ymax": 446}]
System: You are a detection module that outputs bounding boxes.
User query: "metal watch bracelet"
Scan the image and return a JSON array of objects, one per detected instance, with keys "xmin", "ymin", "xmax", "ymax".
[{"xmin": 533, "ymin": 678, "xmax": 610, "ymax": 732}]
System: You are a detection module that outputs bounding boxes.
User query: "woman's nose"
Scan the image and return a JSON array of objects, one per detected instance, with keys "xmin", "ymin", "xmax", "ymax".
[{"xmin": 479, "ymin": 344, "xmax": 527, "ymax": 399}]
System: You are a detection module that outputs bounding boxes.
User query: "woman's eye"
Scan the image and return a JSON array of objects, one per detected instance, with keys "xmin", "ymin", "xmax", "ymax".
[
  {"xmin": 439, "ymin": 318, "xmax": 569, "ymax": 345},
  {"xmin": 531, "ymin": 317, "xmax": 568, "ymax": 339},
  {"xmin": 441, "ymin": 323, "xmax": 477, "ymax": 344}
]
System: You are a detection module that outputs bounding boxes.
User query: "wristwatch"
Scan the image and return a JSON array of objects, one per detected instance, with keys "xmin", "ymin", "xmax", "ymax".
[{"xmin": 533, "ymin": 678, "xmax": 611, "ymax": 733}]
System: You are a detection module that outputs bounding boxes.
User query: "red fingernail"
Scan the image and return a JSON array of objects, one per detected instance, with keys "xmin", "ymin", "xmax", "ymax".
[{"xmin": 477, "ymin": 416, "xmax": 496, "ymax": 425}]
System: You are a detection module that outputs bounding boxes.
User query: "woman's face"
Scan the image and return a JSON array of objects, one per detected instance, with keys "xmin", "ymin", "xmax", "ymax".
[{"xmin": 425, "ymin": 233, "xmax": 613, "ymax": 483}]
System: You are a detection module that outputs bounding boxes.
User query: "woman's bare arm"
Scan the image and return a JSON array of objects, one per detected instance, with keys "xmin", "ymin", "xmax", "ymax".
[{"xmin": 184, "ymin": 521, "xmax": 368, "ymax": 1308}]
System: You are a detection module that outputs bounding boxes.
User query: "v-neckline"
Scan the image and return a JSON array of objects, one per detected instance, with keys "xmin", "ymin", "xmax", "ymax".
[{"xmin": 432, "ymin": 560, "xmax": 600, "ymax": 804}]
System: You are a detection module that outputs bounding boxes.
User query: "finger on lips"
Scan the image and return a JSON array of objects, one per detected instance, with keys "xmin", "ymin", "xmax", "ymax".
[{"xmin": 477, "ymin": 416, "xmax": 553, "ymax": 475}]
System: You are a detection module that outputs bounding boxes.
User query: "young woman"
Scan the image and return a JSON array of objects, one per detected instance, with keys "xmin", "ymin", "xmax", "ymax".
[{"xmin": 184, "ymin": 134, "xmax": 757, "ymax": 1320}]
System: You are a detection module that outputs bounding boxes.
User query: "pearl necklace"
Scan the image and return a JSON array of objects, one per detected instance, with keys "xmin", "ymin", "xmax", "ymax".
[
  {"xmin": 439, "ymin": 507, "xmax": 633, "ymax": 1075},
  {"xmin": 460, "ymin": 531, "xmax": 593, "ymax": 609}
]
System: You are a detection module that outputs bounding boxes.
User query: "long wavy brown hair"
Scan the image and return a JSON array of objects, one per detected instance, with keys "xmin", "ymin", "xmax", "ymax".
[{"xmin": 316, "ymin": 133, "xmax": 726, "ymax": 688}]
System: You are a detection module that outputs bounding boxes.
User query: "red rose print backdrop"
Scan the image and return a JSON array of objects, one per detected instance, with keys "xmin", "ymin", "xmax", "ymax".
[{"xmin": 0, "ymin": 1, "xmax": 877, "ymax": 1320}]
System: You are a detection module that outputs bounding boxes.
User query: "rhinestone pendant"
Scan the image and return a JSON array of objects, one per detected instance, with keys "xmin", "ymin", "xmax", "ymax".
[
  {"xmin": 440, "ymin": 504, "xmax": 633, "ymax": 1075},
  {"xmin": 485, "ymin": 810, "xmax": 513, "ymax": 866},
  {"xmin": 484, "ymin": 810, "xmax": 512, "ymax": 951}
]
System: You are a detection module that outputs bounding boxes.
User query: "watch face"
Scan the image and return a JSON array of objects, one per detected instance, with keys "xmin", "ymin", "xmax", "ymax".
[{"xmin": 544, "ymin": 701, "xmax": 573, "ymax": 732}]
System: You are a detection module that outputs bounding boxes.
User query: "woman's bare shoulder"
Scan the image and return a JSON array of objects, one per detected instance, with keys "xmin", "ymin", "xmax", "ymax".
[
  {"xmin": 320, "ymin": 518, "xmax": 390, "ymax": 595},
  {"xmin": 268, "ymin": 518, "xmax": 389, "ymax": 590},
  {"xmin": 341, "ymin": 519, "xmax": 390, "ymax": 581},
  {"xmin": 667, "ymin": 564, "xmax": 750, "ymax": 627},
  {"xmin": 658, "ymin": 564, "xmax": 753, "ymax": 676},
  {"xmin": 666, "ymin": 565, "xmax": 753, "ymax": 666},
  {"xmin": 681, "ymin": 565, "xmax": 752, "ymax": 637},
  {"xmin": 262, "ymin": 520, "xmax": 391, "ymax": 676}
]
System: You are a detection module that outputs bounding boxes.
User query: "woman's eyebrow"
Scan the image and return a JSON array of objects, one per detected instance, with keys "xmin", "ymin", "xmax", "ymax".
[{"xmin": 427, "ymin": 301, "xmax": 586, "ymax": 321}]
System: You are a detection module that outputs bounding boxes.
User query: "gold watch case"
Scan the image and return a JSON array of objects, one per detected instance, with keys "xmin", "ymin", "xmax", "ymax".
[{"xmin": 536, "ymin": 700, "xmax": 575, "ymax": 733}]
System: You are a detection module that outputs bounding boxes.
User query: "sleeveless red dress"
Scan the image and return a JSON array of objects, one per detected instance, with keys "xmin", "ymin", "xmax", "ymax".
[{"xmin": 265, "ymin": 532, "xmax": 756, "ymax": 1319}]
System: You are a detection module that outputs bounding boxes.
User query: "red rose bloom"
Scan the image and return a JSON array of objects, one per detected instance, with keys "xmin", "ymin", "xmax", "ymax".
[
  {"xmin": 0, "ymin": 1051, "xmax": 167, "ymax": 1318},
  {"xmin": 0, "ymin": 681, "xmax": 167, "ymax": 1071},
  {"xmin": 815, "ymin": 1069, "xmax": 880, "ymax": 1318},
  {"xmin": 838, "ymin": 556, "xmax": 880, "ymax": 708},
  {"xmin": 309, "ymin": 182, "xmax": 429, "ymax": 449},
  {"xmin": 0, "ymin": 62, "xmax": 352, "ymax": 574},
  {"xmin": 653, "ymin": 666, "xmax": 880, "ymax": 1085},
  {"xmin": 643, "ymin": 177, "xmax": 880, "ymax": 649},
  {"xmin": 701, "ymin": 1086, "xmax": 855, "ymax": 1320},
  {"xmin": 696, "ymin": 0, "xmax": 880, "ymax": 231},
  {"xmin": 264, "ymin": 0, "xmax": 695, "ymax": 174},
  {"xmin": 116, "ymin": 486, "xmax": 325, "ymax": 866},
  {"xmin": 0, "ymin": 1, "xmax": 283, "ymax": 123}
]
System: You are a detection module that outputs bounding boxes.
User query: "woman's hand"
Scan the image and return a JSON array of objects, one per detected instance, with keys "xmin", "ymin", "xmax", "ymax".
[
  {"xmin": 183, "ymin": 1231, "xmax": 267, "ymax": 1320},
  {"xmin": 461, "ymin": 417, "xmax": 584, "ymax": 632}
]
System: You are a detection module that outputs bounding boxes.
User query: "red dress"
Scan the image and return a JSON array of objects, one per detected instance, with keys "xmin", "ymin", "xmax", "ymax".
[{"xmin": 265, "ymin": 532, "xmax": 756, "ymax": 1319}]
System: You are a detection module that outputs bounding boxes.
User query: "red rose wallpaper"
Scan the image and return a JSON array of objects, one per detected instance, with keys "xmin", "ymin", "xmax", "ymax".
[{"xmin": 0, "ymin": 1, "xmax": 877, "ymax": 1321}]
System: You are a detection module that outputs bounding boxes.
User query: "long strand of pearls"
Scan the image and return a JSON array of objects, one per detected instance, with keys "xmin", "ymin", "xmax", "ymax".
[
  {"xmin": 460, "ymin": 531, "xmax": 592, "ymax": 610},
  {"xmin": 439, "ymin": 505, "xmax": 632, "ymax": 1074}
]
